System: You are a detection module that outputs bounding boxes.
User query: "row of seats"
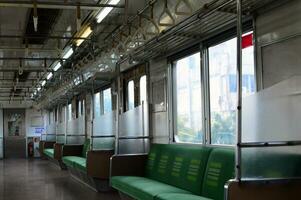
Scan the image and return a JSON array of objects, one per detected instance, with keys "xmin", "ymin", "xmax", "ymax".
[
  {"xmin": 39, "ymin": 139, "xmax": 114, "ymax": 191},
  {"xmin": 111, "ymin": 144, "xmax": 235, "ymax": 200},
  {"xmin": 39, "ymin": 139, "xmax": 301, "ymax": 200}
]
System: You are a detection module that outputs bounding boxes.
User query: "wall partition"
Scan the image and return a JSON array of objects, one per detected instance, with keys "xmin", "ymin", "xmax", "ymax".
[
  {"xmin": 117, "ymin": 101, "xmax": 149, "ymax": 154},
  {"xmin": 240, "ymin": 76, "xmax": 301, "ymax": 180},
  {"xmin": 56, "ymin": 122, "xmax": 66, "ymax": 144}
]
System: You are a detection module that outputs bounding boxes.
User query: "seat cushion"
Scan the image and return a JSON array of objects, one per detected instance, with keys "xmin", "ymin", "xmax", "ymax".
[
  {"xmin": 62, "ymin": 156, "xmax": 84, "ymax": 168},
  {"xmin": 111, "ymin": 176, "xmax": 191, "ymax": 200},
  {"xmin": 145, "ymin": 144, "xmax": 212, "ymax": 195},
  {"xmin": 43, "ymin": 148, "xmax": 54, "ymax": 159},
  {"xmin": 73, "ymin": 157, "xmax": 87, "ymax": 172},
  {"xmin": 155, "ymin": 193, "xmax": 212, "ymax": 200},
  {"xmin": 201, "ymin": 147, "xmax": 235, "ymax": 200}
]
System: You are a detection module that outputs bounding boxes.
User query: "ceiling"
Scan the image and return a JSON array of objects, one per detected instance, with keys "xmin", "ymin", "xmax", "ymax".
[{"xmin": 0, "ymin": 0, "xmax": 146, "ymax": 104}]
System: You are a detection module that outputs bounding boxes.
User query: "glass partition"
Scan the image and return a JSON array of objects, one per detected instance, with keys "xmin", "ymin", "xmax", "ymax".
[
  {"xmin": 56, "ymin": 122, "xmax": 66, "ymax": 144},
  {"xmin": 118, "ymin": 102, "xmax": 149, "ymax": 154},
  {"xmin": 92, "ymin": 110, "xmax": 116, "ymax": 150},
  {"xmin": 45, "ymin": 123, "xmax": 56, "ymax": 141},
  {"xmin": 241, "ymin": 76, "xmax": 301, "ymax": 179},
  {"xmin": 66, "ymin": 116, "xmax": 85, "ymax": 144}
]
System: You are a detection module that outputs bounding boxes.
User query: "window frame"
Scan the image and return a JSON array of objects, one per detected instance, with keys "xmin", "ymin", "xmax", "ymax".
[
  {"xmin": 168, "ymin": 24, "xmax": 255, "ymax": 146},
  {"xmin": 93, "ymin": 85, "xmax": 113, "ymax": 118},
  {"xmin": 171, "ymin": 50, "xmax": 204, "ymax": 144}
]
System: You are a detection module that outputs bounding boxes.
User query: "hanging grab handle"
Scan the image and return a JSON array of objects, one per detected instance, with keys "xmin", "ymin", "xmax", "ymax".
[
  {"xmin": 158, "ymin": 0, "xmax": 175, "ymax": 27},
  {"xmin": 175, "ymin": 0, "xmax": 193, "ymax": 16}
]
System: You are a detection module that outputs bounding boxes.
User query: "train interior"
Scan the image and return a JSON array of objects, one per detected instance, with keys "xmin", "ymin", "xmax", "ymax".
[{"xmin": 0, "ymin": 0, "xmax": 300, "ymax": 199}]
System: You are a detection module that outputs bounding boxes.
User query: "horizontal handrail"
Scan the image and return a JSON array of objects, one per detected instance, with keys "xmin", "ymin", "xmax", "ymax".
[
  {"xmin": 91, "ymin": 135, "xmax": 115, "ymax": 138},
  {"xmin": 56, "ymin": 134, "xmax": 65, "ymax": 136},
  {"xmin": 118, "ymin": 136, "xmax": 150, "ymax": 140},
  {"xmin": 238, "ymin": 177, "xmax": 301, "ymax": 184},
  {"xmin": 41, "ymin": 133, "xmax": 56, "ymax": 136},
  {"xmin": 239, "ymin": 140, "xmax": 301, "ymax": 148},
  {"xmin": 66, "ymin": 134, "xmax": 86, "ymax": 137}
]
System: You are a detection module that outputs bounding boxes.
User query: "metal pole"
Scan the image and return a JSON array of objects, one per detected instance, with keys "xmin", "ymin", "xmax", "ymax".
[
  {"xmin": 0, "ymin": 1, "xmax": 124, "ymax": 10},
  {"xmin": 115, "ymin": 65, "xmax": 121, "ymax": 155},
  {"xmin": 235, "ymin": 0, "xmax": 243, "ymax": 181},
  {"xmin": 91, "ymin": 79, "xmax": 95, "ymax": 150}
]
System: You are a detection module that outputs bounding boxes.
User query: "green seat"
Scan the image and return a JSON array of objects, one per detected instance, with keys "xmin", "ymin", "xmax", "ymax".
[
  {"xmin": 112, "ymin": 144, "xmax": 213, "ymax": 200},
  {"xmin": 62, "ymin": 139, "xmax": 90, "ymax": 171},
  {"xmin": 201, "ymin": 148, "xmax": 235, "ymax": 200},
  {"xmin": 111, "ymin": 176, "xmax": 191, "ymax": 200},
  {"xmin": 62, "ymin": 156, "xmax": 83, "ymax": 168},
  {"xmin": 43, "ymin": 148, "xmax": 54, "ymax": 159},
  {"xmin": 155, "ymin": 193, "xmax": 212, "ymax": 200},
  {"xmin": 73, "ymin": 157, "xmax": 87, "ymax": 172}
]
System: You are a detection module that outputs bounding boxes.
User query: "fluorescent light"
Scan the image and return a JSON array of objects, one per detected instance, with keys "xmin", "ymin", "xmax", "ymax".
[
  {"xmin": 53, "ymin": 62, "xmax": 61, "ymax": 71},
  {"xmin": 63, "ymin": 47, "xmax": 74, "ymax": 59},
  {"xmin": 96, "ymin": 0, "xmax": 120, "ymax": 23},
  {"xmin": 41, "ymin": 80, "xmax": 46, "ymax": 86},
  {"xmin": 46, "ymin": 72, "xmax": 53, "ymax": 80},
  {"xmin": 76, "ymin": 26, "xmax": 93, "ymax": 46}
]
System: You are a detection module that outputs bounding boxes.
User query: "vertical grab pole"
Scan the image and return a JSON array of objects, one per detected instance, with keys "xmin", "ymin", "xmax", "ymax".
[
  {"xmin": 65, "ymin": 101, "xmax": 68, "ymax": 144},
  {"xmin": 141, "ymin": 101, "xmax": 145, "ymax": 153},
  {"xmin": 115, "ymin": 64, "xmax": 121, "ymax": 155},
  {"xmin": 236, "ymin": 0, "xmax": 243, "ymax": 181},
  {"xmin": 91, "ymin": 78, "xmax": 95, "ymax": 150}
]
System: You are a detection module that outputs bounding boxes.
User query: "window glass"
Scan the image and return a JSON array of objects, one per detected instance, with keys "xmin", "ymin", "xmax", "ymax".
[
  {"xmin": 174, "ymin": 52, "xmax": 202, "ymax": 143},
  {"xmin": 94, "ymin": 92, "xmax": 101, "ymax": 117},
  {"xmin": 103, "ymin": 88, "xmax": 112, "ymax": 114},
  {"xmin": 78, "ymin": 100, "xmax": 82, "ymax": 117},
  {"xmin": 209, "ymin": 34, "xmax": 255, "ymax": 145},
  {"xmin": 127, "ymin": 80, "xmax": 135, "ymax": 110},
  {"xmin": 140, "ymin": 75, "xmax": 147, "ymax": 104}
]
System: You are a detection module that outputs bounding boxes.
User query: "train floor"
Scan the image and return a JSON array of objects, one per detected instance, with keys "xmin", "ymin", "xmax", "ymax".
[{"xmin": 0, "ymin": 159, "xmax": 120, "ymax": 200}]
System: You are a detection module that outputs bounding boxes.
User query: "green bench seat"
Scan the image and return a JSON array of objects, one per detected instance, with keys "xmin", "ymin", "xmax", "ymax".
[
  {"xmin": 111, "ymin": 176, "xmax": 191, "ymax": 200},
  {"xmin": 62, "ymin": 139, "xmax": 90, "ymax": 172},
  {"xmin": 111, "ymin": 144, "xmax": 235, "ymax": 200},
  {"xmin": 155, "ymin": 193, "xmax": 212, "ymax": 200},
  {"xmin": 43, "ymin": 148, "xmax": 54, "ymax": 159}
]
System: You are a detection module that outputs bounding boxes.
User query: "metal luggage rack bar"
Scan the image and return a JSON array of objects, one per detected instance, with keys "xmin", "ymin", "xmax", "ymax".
[{"xmin": 120, "ymin": 0, "xmax": 279, "ymax": 62}]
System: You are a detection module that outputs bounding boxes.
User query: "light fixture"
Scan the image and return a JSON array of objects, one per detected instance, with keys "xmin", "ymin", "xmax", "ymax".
[
  {"xmin": 37, "ymin": 86, "xmax": 41, "ymax": 91},
  {"xmin": 63, "ymin": 47, "xmax": 74, "ymax": 59},
  {"xmin": 46, "ymin": 72, "xmax": 53, "ymax": 80},
  {"xmin": 96, "ymin": 0, "xmax": 120, "ymax": 23},
  {"xmin": 53, "ymin": 62, "xmax": 61, "ymax": 71},
  {"xmin": 76, "ymin": 26, "xmax": 93, "ymax": 46},
  {"xmin": 41, "ymin": 80, "xmax": 46, "ymax": 86}
]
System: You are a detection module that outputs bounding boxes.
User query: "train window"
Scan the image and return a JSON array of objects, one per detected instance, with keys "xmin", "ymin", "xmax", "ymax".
[
  {"xmin": 103, "ymin": 88, "xmax": 112, "ymax": 114},
  {"xmin": 209, "ymin": 33, "xmax": 255, "ymax": 145},
  {"xmin": 127, "ymin": 80, "xmax": 135, "ymax": 110},
  {"xmin": 67, "ymin": 104, "xmax": 72, "ymax": 121},
  {"xmin": 94, "ymin": 92, "xmax": 101, "ymax": 117},
  {"xmin": 140, "ymin": 75, "xmax": 147, "ymax": 104},
  {"xmin": 173, "ymin": 52, "xmax": 203, "ymax": 143}
]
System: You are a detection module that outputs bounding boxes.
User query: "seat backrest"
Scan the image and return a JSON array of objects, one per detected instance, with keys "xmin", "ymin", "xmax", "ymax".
[
  {"xmin": 201, "ymin": 147, "xmax": 235, "ymax": 200},
  {"xmin": 145, "ymin": 144, "xmax": 212, "ymax": 195},
  {"xmin": 82, "ymin": 138, "xmax": 91, "ymax": 158}
]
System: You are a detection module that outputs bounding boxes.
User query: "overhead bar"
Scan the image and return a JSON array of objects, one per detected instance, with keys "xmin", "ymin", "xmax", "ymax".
[
  {"xmin": 0, "ymin": 68, "xmax": 52, "ymax": 72},
  {"xmin": 0, "ymin": 1, "xmax": 124, "ymax": 10},
  {"xmin": 0, "ymin": 57, "xmax": 66, "ymax": 61},
  {"xmin": 0, "ymin": 34, "xmax": 92, "ymax": 40}
]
